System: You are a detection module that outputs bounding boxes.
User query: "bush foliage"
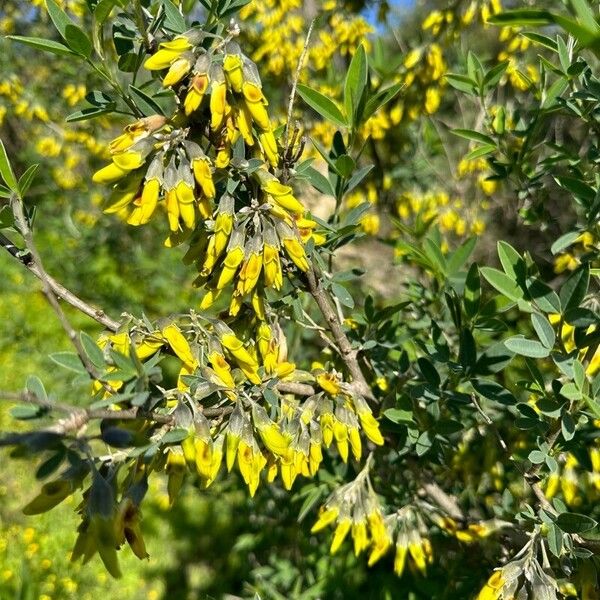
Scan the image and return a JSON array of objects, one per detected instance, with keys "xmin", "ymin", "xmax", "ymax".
[{"xmin": 1, "ymin": 0, "xmax": 600, "ymax": 598}]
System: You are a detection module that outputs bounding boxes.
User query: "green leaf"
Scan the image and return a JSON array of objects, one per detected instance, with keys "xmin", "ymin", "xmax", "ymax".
[
  {"xmin": 551, "ymin": 230, "xmax": 581, "ymax": 255},
  {"xmin": 459, "ymin": 329, "xmax": 477, "ymax": 370},
  {"xmin": 304, "ymin": 166, "xmax": 335, "ymax": 196},
  {"xmin": 101, "ymin": 427, "xmax": 134, "ymax": 448},
  {"xmin": 452, "ymin": 128, "xmax": 495, "ymax": 146},
  {"xmin": 529, "ymin": 450, "xmax": 546, "ymax": 464},
  {"xmin": 444, "ymin": 73, "xmax": 477, "ymax": 95},
  {"xmin": 542, "ymin": 77, "xmax": 569, "ymax": 109},
  {"xmin": 46, "ymin": 0, "xmax": 74, "ymax": 38},
  {"xmin": 161, "ymin": 428, "xmax": 190, "ymax": 444},
  {"xmin": 573, "ymin": 359, "xmax": 585, "ymax": 391},
  {"xmin": 296, "ymin": 84, "xmax": 347, "ymax": 128},
  {"xmin": 480, "ymin": 267, "xmax": 522, "ymax": 301},
  {"xmin": 36, "ymin": 451, "xmax": 66, "ymax": 480},
  {"xmin": 0, "ymin": 139, "xmax": 18, "ymax": 192},
  {"xmin": 296, "ymin": 485, "xmax": 327, "ymax": 523},
  {"xmin": 560, "ymin": 382, "xmax": 582, "ymax": 401},
  {"xmin": 483, "ymin": 60, "xmax": 509, "ymax": 88},
  {"xmin": 49, "ymin": 352, "xmax": 87, "ymax": 374},
  {"xmin": 26, "ymin": 376, "xmax": 48, "ymax": 403},
  {"xmin": 345, "ymin": 164, "xmax": 374, "ymax": 195},
  {"xmin": 331, "ymin": 283, "xmax": 354, "ymax": 308},
  {"xmin": 504, "ymin": 336, "xmax": 551, "ymax": 358},
  {"xmin": 94, "ymin": 0, "xmax": 120, "ymax": 24},
  {"xmin": 384, "ymin": 408, "xmax": 414, "ymax": 424},
  {"xmin": 487, "ymin": 9, "xmax": 556, "ymax": 27},
  {"xmin": 334, "ymin": 154, "xmax": 355, "ymax": 178},
  {"xmin": 423, "ymin": 238, "xmax": 446, "ymax": 275},
  {"xmin": 6, "ymin": 35, "xmax": 78, "ymax": 57},
  {"xmin": 344, "ymin": 44, "xmax": 368, "ymax": 126},
  {"xmin": 65, "ymin": 24, "xmax": 92, "ymax": 57},
  {"xmin": 363, "ymin": 83, "xmax": 403, "ymax": 120},
  {"xmin": 80, "ymin": 332, "xmax": 106, "ymax": 368},
  {"xmin": 521, "ymin": 32, "xmax": 558, "ymax": 51},
  {"xmin": 463, "ymin": 263, "xmax": 481, "ymax": 318},
  {"xmin": 570, "ymin": 0, "xmax": 600, "ymax": 34},
  {"xmin": 46, "ymin": 0, "xmax": 92, "ymax": 57},
  {"xmin": 497, "ymin": 241, "xmax": 523, "ymax": 279},
  {"xmin": 129, "ymin": 85, "xmax": 165, "ymax": 116},
  {"xmin": 561, "ymin": 413, "xmax": 576, "ymax": 441},
  {"xmin": 415, "ymin": 431, "xmax": 433, "ymax": 456},
  {"xmin": 564, "ymin": 307, "xmax": 599, "ymax": 327},
  {"xmin": 527, "ymin": 278, "xmax": 562, "ymax": 313},
  {"xmin": 556, "ymin": 512, "xmax": 597, "ymax": 534},
  {"xmin": 463, "ymin": 144, "xmax": 496, "ymax": 161},
  {"xmin": 531, "ymin": 313, "xmax": 556, "ymax": 349},
  {"xmin": 417, "ymin": 357, "xmax": 440, "ymax": 387},
  {"xmin": 560, "ymin": 264, "xmax": 589, "ymax": 311},
  {"xmin": 18, "ymin": 164, "xmax": 40, "ymax": 196},
  {"xmin": 555, "ymin": 176, "xmax": 596, "ymax": 206},
  {"xmin": 160, "ymin": 0, "xmax": 187, "ymax": 33},
  {"xmin": 447, "ymin": 237, "xmax": 476, "ymax": 276},
  {"xmin": 66, "ymin": 106, "xmax": 116, "ymax": 122},
  {"xmin": 466, "ymin": 51, "xmax": 484, "ymax": 83},
  {"xmin": 471, "ymin": 379, "xmax": 516, "ymax": 405},
  {"xmin": 547, "ymin": 523, "xmax": 563, "ymax": 557}
]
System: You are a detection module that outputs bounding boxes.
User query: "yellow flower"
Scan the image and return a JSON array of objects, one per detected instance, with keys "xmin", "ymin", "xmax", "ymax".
[{"xmin": 144, "ymin": 36, "xmax": 193, "ymax": 70}]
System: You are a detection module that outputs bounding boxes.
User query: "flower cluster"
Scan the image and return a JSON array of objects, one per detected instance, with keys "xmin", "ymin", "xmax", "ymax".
[
  {"xmin": 91, "ymin": 31, "xmax": 322, "ymax": 319},
  {"xmin": 400, "ymin": 43, "xmax": 447, "ymax": 120},
  {"xmin": 311, "ymin": 458, "xmax": 391, "ymax": 563},
  {"xmin": 552, "ymin": 232, "xmax": 599, "ymax": 274},
  {"xmin": 144, "ymin": 32, "xmax": 279, "ymax": 167},
  {"xmin": 240, "ymin": 1, "xmax": 372, "ymax": 78},
  {"xmin": 395, "ymin": 188, "xmax": 487, "ymax": 251},
  {"xmin": 476, "ymin": 535, "xmax": 559, "ymax": 600},
  {"xmin": 163, "ymin": 369, "xmax": 385, "ymax": 498},
  {"xmin": 94, "ymin": 316, "xmax": 296, "ymax": 397},
  {"xmin": 89, "ymin": 316, "xmax": 384, "ymax": 502},
  {"xmin": 187, "ymin": 168, "xmax": 319, "ymax": 317},
  {"xmin": 543, "ymin": 446, "xmax": 600, "ymax": 508},
  {"xmin": 387, "ymin": 506, "xmax": 433, "ymax": 577}
]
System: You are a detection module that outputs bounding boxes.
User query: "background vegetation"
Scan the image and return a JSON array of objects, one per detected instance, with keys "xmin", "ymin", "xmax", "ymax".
[{"xmin": 1, "ymin": 0, "xmax": 600, "ymax": 598}]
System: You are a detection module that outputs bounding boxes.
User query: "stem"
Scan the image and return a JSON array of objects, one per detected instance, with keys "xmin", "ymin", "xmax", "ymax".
[
  {"xmin": 133, "ymin": 0, "xmax": 152, "ymax": 52},
  {"xmin": 0, "ymin": 231, "xmax": 120, "ymax": 331},
  {"xmin": 284, "ymin": 18, "xmax": 316, "ymax": 156},
  {"xmin": 86, "ymin": 59, "xmax": 142, "ymax": 118},
  {"xmin": 305, "ymin": 265, "xmax": 373, "ymax": 400},
  {"xmin": 10, "ymin": 193, "xmax": 112, "ymax": 389}
]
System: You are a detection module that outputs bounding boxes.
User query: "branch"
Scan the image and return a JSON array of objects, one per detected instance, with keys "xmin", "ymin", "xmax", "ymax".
[
  {"xmin": 10, "ymin": 194, "xmax": 120, "ymax": 395},
  {"xmin": 283, "ymin": 17, "xmax": 316, "ymax": 159},
  {"xmin": 133, "ymin": 0, "xmax": 152, "ymax": 52},
  {"xmin": 305, "ymin": 265, "xmax": 373, "ymax": 400},
  {"xmin": 419, "ymin": 479, "xmax": 465, "ymax": 522},
  {"xmin": 0, "ymin": 382, "xmax": 314, "ymax": 439},
  {"xmin": 0, "ymin": 231, "xmax": 120, "ymax": 331},
  {"xmin": 470, "ymin": 393, "xmax": 507, "ymax": 451},
  {"xmin": 276, "ymin": 381, "xmax": 315, "ymax": 396}
]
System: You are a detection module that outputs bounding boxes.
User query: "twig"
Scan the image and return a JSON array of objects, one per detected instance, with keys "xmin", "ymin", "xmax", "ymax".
[
  {"xmin": 133, "ymin": 0, "xmax": 152, "ymax": 52},
  {"xmin": 305, "ymin": 265, "xmax": 373, "ymax": 400},
  {"xmin": 283, "ymin": 18, "xmax": 316, "ymax": 160},
  {"xmin": 420, "ymin": 479, "xmax": 465, "ymax": 522},
  {"xmin": 470, "ymin": 394, "xmax": 507, "ymax": 451},
  {"xmin": 0, "ymin": 231, "xmax": 120, "ymax": 331},
  {"xmin": 0, "ymin": 389, "xmax": 173, "ymax": 425},
  {"xmin": 10, "ymin": 194, "xmax": 113, "ymax": 391},
  {"xmin": 522, "ymin": 420, "xmax": 563, "ymax": 513},
  {"xmin": 276, "ymin": 381, "xmax": 315, "ymax": 396}
]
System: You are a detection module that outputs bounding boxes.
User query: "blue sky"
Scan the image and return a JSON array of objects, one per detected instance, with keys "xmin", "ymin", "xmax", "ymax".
[{"xmin": 363, "ymin": 0, "xmax": 416, "ymax": 24}]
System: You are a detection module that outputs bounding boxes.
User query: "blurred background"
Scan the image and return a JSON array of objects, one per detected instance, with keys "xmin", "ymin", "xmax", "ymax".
[{"xmin": 0, "ymin": 0, "xmax": 572, "ymax": 598}]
